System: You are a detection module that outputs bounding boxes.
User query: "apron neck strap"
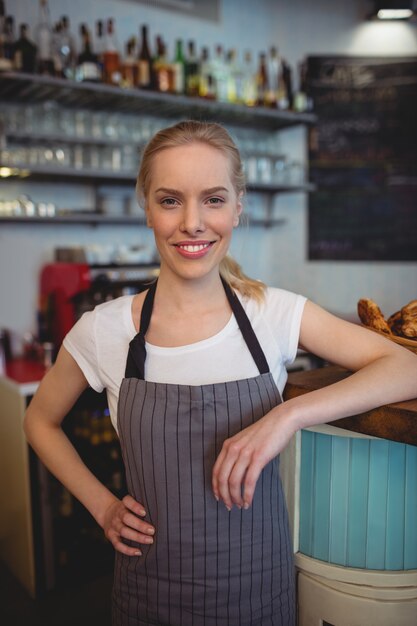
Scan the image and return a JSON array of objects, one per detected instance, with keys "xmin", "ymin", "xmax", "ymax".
[
  {"xmin": 221, "ymin": 277, "xmax": 270, "ymax": 375},
  {"xmin": 125, "ymin": 277, "xmax": 270, "ymax": 379}
]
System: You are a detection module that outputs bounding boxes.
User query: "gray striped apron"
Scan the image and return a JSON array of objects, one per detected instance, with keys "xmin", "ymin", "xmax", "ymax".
[{"xmin": 112, "ymin": 279, "xmax": 295, "ymax": 626}]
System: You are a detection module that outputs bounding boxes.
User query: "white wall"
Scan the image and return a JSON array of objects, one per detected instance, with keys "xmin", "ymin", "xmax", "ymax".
[{"xmin": 2, "ymin": 0, "xmax": 417, "ymax": 339}]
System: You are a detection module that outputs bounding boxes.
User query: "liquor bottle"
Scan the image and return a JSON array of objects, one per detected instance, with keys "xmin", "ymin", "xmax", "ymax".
[
  {"xmin": 4, "ymin": 14, "xmax": 14, "ymax": 62},
  {"xmin": 95, "ymin": 19, "xmax": 105, "ymax": 74},
  {"xmin": 35, "ymin": 0, "xmax": 54, "ymax": 75},
  {"xmin": 14, "ymin": 23, "xmax": 37, "ymax": 73},
  {"xmin": 103, "ymin": 17, "xmax": 121, "ymax": 85},
  {"xmin": 153, "ymin": 38, "xmax": 173, "ymax": 93},
  {"xmin": 198, "ymin": 46, "xmax": 215, "ymax": 99},
  {"xmin": 0, "ymin": 1, "xmax": 12, "ymax": 71},
  {"xmin": 266, "ymin": 46, "xmax": 280, "ymax": 107},
  {"xmin": 58, "ymin": 15, "xmax": 76, "ymax": 79},
  {"xmin": 241, "ymin": 50, "xmax": 257, "ymax": 107},
  {"xmin": 212, "ymin": 44, "xmax": 228, "ymax": 102},
  {"xmin": 172, "ymin": 39, "xmax": 185, "ymax": 94},
  {"xmin": 184, "ymin": 40, "xmax": 199, "ymax": 97},
  {"xmin": 256, "ymin": 52, "xmax": 268, "ymax": 106},
  {"xmin": 137, "ymin": 24, "xmax": 151, "ymax": 89},
  {"xmin": 293, "ymin": 59, "xmax": 312, "ymax": 112},
  {"xmin": 76, "ymin": 24, "xmax": 101, "ymax": 82},
  {"xmin": 121, "ymin": 36, "xmax": 137, "ymax": 89},
  {"xmin": 226, "ymin": 49, "xmax": 243, "ymax": 104},
  {"xmin": 281, "ymin": 59, "xmax": 293, "ymax": 110}
]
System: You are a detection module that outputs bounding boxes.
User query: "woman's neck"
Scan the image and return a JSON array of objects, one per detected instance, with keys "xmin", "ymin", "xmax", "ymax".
[{"xmin": 154, "ymin": 270, "xmax": 227, "ymax": 316}]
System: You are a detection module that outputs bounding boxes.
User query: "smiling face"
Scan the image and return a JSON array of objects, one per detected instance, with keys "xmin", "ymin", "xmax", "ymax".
[{"xmin": 145, "ymin": 142, "xmax": 242, "ymax": 285}]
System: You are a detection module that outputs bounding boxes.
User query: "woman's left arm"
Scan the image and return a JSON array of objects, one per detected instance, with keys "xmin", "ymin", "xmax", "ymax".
[{"xmin": 212, "ymin": 300, "xmax": 417, "ymax": 510}]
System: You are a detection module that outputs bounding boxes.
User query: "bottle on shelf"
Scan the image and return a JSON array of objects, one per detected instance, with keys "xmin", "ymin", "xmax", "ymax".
[
  {"xmin": 256, "ymin": 52, "xmax": 268, "ymax": 106},
  {"xmin": 184, "ymin": 40, "xmax": 200, "ymax": 97},
  {"xmin": 226, "ymin": 49, "xmax": 243, "ymax": 104},
  {"xmin": 293, "ymin": 59, "xmax": 313, "ymax": 112},
  {"xmin": 121, "ymin": 36, "xmax": 137, "ymax": 89},
  {"xmin": 13, "ymin": 23, "xmax": 37, "ymax": 74},
  {"xmin": 0, "ymin": 0, "xmax": 13, "ymax": 71},
  {"xmin": 4, "ymin": 13, "xmax": 15, "ymax": 64},
  {"xmin": 153, "ymin": 37, "xmax": 173, "ymax": 93},
  {"xmin": 241, "ymin": 50, "xmax": 257, "ymax": 107},
  {"xmin": 172, "ymin": 38, "xmax": 185, "ymax": 95},
  {"xmin": 212, "ymin": 44, "xmax": 229, "ymax": 102},
  {"xmin": 137, "ymin": 24, "xmax": 152, "ymax": 89},
  {"xmin": 94, "ymin": 19, "xmax": 105, "ymax": 74},
  {"xmin": 103, "ymin": 17, "xmax": 121, "ymax": 86},
  {"xmin": 57, "ymin": 15, "xmax": 76, "ymax": 79},
  {"xmin": 265, "ymin": 46, "xmax": 280, "ymax": 107},
  {"xmin": 281, "ymin": 59, "xmax": 293, "ymax": 110},
  {"xmin": 199, "ymin": 46, "xmax": 215, "ymax": 100},
  {"xmin": 35, "ymin": 0, "xmax": 55, "ymax": 76},
  {"xmin": 76, "ymin": 23, "xmax": 101, "ymax": 82}
]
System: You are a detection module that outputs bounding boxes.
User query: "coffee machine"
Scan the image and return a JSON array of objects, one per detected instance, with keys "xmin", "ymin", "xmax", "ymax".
[{"xmin": 39, "ymin": 262, "xmax": 159, "ymax": 350}]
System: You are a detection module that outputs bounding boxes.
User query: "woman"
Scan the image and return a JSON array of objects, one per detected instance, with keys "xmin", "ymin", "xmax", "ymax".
[{"xmin": 24, "ymin": 120, "xmax": 417, "ymax": 626}]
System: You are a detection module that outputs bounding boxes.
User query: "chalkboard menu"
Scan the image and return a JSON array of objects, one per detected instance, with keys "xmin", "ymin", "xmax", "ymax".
[{"xmin": 307, "ymin": 56, "xmax": 417, "ymax": 261}]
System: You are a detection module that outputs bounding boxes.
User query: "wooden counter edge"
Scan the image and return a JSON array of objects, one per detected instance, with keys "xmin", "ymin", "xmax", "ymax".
[{"xmin": 283, "ymin": 365, "xmax": 417, "ymax": 447}]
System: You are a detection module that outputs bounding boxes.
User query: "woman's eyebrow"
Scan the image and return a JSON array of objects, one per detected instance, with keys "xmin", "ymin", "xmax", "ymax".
[
  {"xmin": 154, "ymin": 186, "xmax": 230, "ymax": 196},
  {"xmin": 154, "ymin": 187, "xmax": 182, "ymax": 195},
  {"xmin": 201, "ymin": 186, "xmax": 229, "ymax": 195}
]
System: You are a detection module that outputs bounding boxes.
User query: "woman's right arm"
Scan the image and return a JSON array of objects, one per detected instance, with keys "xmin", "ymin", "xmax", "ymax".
[{"xmin": 23, "ymin": 346, "xmax": 155, "ymax": 555}]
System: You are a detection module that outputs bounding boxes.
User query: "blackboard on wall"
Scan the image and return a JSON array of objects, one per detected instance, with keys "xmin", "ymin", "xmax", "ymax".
[{"xmin": 307, "ymin": 56, "xmax": 417, "ymax": 261}]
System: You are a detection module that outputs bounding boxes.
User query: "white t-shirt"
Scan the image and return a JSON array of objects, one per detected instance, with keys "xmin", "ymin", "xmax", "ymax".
[{"xmin": 63, "ymin": 287, "xmax": 307, "ymax": 431}]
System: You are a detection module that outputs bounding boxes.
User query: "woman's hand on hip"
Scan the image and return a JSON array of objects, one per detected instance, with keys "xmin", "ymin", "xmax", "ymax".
[
  {"xmin": 102, "ymin": 494, "xmax": 155, "ymax": 556},
  {"xmin": 212, "ymin": 408, "xmax": 295, "ymax": 511}
]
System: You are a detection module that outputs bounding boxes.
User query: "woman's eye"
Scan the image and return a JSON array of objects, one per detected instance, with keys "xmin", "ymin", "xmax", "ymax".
[
  {"xmin": 161, "ymin": 197, "xmax": 178, "ymax": 207},
  {"xmin": 207, "ymin": 197, "xmax": 224, "ymax": 206}
]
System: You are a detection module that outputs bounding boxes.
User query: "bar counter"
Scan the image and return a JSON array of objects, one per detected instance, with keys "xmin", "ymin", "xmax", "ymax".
[{"xmin": 284, "ymin": 365, "xmax": 417, "ymax": 446}]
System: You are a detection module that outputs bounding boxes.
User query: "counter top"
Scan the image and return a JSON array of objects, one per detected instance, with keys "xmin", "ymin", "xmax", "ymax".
[
  {"xmin": 2, "ymin": 358, "xmax": 46, "ymax": 396},
  {"xmin": 284, "ymin": 365, "xmax": 417, "ymax": 447}
]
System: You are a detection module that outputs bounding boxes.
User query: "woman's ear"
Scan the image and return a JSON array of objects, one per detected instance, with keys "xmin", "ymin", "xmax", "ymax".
[
  {"xmin": 145, "ymin": 208, "xmax": 152, "ymax": 228},
  {"xmin": 234, "ymin": 192, "xmax": 243, "ymax": 227}
]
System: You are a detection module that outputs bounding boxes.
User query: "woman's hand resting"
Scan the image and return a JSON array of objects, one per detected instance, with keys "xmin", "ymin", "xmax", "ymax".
[
  {"xmin": 102, "ymin": 494, "xmax": 155, "ymax": 556},
  {"xmin": 212, "ymin": 408, "xmax": 295, "ymax": 511}
]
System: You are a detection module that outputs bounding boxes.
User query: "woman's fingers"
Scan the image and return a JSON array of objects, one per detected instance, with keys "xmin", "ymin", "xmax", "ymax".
[{"xmin": 103, "ymin": 496, "xmax": 155, "ymax": 555}]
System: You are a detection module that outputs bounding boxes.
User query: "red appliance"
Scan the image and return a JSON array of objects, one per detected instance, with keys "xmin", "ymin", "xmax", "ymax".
[
  {"xmin": 39, "ymin": 263, "xmax": 91, "ymax": 350},
  {"xmin": 39, "ymin": 262, "xmax": 159, "ymax": 350}
]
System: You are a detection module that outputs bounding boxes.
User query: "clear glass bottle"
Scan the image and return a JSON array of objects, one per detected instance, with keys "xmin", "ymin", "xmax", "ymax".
[
  {"xmin": 212, "ymin": 44, "xmax": 228, "ymax": 102},
  {"xmin": 35, "ymin": 0, "xmax": 54, "ymax": 75},
  {"xmin": 58, "ymin": 15, "xmax": 76, "ymax": 79},
  {"xmin": 242, "ymin": 51, "xmax": 257, "ymax": 107}
]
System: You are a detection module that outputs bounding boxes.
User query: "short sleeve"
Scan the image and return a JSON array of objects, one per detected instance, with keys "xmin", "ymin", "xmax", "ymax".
[
  {"xmin": 262, "ymin": 288, "xmax": 307, "ymax": 366},
  {"xmin": 62, "ymin": 310, "xmax": 104, "ymax": 393}
]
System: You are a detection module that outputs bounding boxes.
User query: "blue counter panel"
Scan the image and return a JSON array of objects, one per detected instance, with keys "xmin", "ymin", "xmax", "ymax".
[{"xmin": 299, "ymin": 431, "xmax": 417, "ymax": 570}]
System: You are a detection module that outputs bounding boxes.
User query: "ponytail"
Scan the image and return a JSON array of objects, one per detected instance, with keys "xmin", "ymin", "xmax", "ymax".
[{"xmin": 220, "ymin": 255, "xmax": 266, "ymax": 303}]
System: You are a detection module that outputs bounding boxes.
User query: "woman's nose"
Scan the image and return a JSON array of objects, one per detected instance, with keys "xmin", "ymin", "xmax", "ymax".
[{"xmin": 180, "ymin": 203, "xmax": 205, "ymax": 234}]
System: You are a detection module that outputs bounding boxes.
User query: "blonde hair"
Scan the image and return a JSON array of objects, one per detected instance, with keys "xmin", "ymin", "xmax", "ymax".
[{"xmin": 136, "ymin": 120, "xmax": 266, "ymax": 303}]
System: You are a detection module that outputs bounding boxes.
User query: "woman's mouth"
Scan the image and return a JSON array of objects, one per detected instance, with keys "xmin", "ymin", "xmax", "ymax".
[{"xmin": 174, "ymin": 241, "xmax": 215, "ymax": 258}]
